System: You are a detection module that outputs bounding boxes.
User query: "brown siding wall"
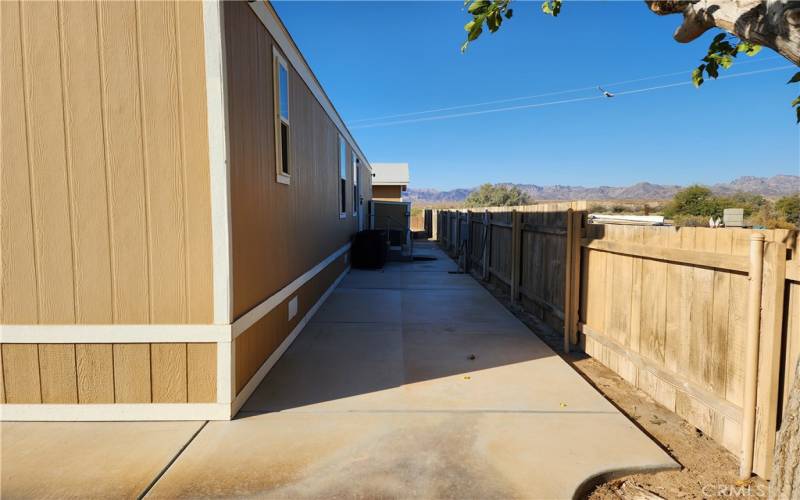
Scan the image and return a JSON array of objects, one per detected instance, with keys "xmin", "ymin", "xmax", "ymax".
[
  {"xmin": 224, "ymin": 2, "xmax": 362, "ymax": 320},
  {"xmin": 373, "ymin": 185, "xmax": 403, "ymax": 201},
  {"xmin": 235, "ymin": 254, "xmax": 347, "ymax": 393},
  {"xmin": 1, "ymin": 0, "xmax": 213, "ymax": 325},
  {"xmin": 0, "ymin": 342, "xmax": 216, "ymax": 404}
]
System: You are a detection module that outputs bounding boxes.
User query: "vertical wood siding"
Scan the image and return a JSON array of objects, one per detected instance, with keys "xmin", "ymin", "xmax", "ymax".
[
  {"xmin": 1, "ymin": 342, "xmax": 216, "ymax": 404},
  {"xmin": 224, "ymin": 2, "xmax": 360, "ymax": 320},
  {"xmin": 1, "ymin": 0, "xmax": 212, "ymax": 326},
  {"xmin": 235, "ymin": 255, "xmax": 347, "ymax": 394}
]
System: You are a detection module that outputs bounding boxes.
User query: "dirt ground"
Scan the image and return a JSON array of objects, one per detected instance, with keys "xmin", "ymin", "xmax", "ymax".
[{"xmin": 475, "ymin": 277, "xmax": 770, "ymax": 500}]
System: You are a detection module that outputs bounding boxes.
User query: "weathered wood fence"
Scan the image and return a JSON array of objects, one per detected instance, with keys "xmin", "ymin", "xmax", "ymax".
[{"xmin": 427, "ymin": 204, "xmax": 799, "ymax": 480}]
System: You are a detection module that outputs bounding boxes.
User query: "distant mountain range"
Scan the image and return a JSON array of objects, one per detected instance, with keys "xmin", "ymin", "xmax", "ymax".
[{"xmin": 406, "ymin": 175, "xmax": 800, "ymax": 204}]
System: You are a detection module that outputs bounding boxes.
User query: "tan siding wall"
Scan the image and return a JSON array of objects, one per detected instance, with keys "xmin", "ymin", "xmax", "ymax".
[
  {"xmin": 1, "ymin": 342, "xmax": 216, "ymax": 404},
  {"xmin": 373, "ymin": 185, "xmax": 402, "ymax": 201},
  {"xmin": 224, "ymin": 3, "xmax": 362, "ymax": 320},
  {"xmin": 235, "ymin": 254, "xmax": 347, "ymax": 394},
  {"xmin": 1, "ymin": 0, "xmax": 213, "ymax": 325}
]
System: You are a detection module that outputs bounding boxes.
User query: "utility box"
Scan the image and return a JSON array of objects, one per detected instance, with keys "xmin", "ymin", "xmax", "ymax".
[
  {"xmin": 351, "ymin": 230, "xmax": 388, "ymax": 269},
  {"xmin": 723, "ymin": 208, "xmax": 745, "ymax": 227}
]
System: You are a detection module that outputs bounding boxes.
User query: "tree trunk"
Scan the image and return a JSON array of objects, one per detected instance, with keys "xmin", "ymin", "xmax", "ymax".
[
  {"xmin": 646, "ymin": 0, "xmax": 800, "ymax": 66},
  {"xmin": 770, "ymin": 359, "xmax": 800, "ymax": 499}
]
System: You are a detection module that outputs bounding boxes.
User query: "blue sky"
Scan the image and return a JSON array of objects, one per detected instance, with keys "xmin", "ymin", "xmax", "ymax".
[{"xmin": 273, "ymin": 1, "xmax": 800, "ymax": 191}]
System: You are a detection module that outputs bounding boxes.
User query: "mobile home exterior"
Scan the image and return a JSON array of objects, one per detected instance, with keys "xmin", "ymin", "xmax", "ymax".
[
  {"xmin": 371, "ymin": 162, "xmax": 409, "ymax": 202},
  {"xmin": 0, "ymin": 0, "xmax": 372, "ymax": 420}
]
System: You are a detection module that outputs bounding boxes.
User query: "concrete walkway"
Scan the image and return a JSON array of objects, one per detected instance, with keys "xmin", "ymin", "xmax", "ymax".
[{"xmin": 1, "ymin": 242, "xmax": 677, "ymax": 499}]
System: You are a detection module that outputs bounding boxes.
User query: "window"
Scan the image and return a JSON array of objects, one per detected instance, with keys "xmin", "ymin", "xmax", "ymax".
[
  {"xmin": 339, "ymin": 136, "xmax": 347, "ymax": 218},
  {"xmin": 352, "ymin": 153, "xmax": 359, "ymax": 216},
  {"xmin": 274, "ymin": 48, "xmax": 290, "ymax": 184}
]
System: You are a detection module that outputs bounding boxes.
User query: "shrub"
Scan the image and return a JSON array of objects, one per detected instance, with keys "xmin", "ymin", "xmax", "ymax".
[
  {"xmin": 463, "ymin": 184, "xmax": 531, "ymax": 208},
  {"xmin": 588, "ymin": 204, "xmax": 607, "ymax": 213},
  {"xmin": 716, "ymin": 192, "xmax": 767, "ymax": 217},
  {"xmin": 775, "ymin": 194, "xmax": 800, "ymax": 225},
  {"xmin": 662, "ymin": 185, "xmax": 721, "ymax": 218},
  {"xmin": 747, "ymin": 203, "xmax": 798, "ymax": 229},
  {"xmin": 672, "ymin": 214, "xmax": 711, "ymax": 227},
  {"xmin": 611, "ymin": 204, "xmax": 627, "ymax": 213}
]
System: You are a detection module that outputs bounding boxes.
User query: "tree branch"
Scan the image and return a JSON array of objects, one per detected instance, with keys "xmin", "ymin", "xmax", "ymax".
[{"xmin": 646, "ymin": 0, "xmax": 800, "ymax": 66}]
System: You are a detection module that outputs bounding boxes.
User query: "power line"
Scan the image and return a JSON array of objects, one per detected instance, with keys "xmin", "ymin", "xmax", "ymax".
[
  {"xmin": 350, "ymin": 65, "xmax": 794, "ymax": 130},
  {"xmin": 614, "ymin": 65, "xmax": 794, "ymax": 96},
  {"xmin": 347, "ymin": 55, "xmax": 782, "ymax": 124}
]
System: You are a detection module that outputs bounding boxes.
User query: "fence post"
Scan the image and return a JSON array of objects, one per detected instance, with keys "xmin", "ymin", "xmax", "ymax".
[
  {"xmin": 740, "ymin": 233, "xmax": 765, "ymax": 480},
  {"xmin": 455, "ymin": 211, "xmax": 460, "ymax": 255},
  {"xmin": 753, "ymin": 239, "xmax": 788, "ymax": 478},
  {"xmin": 464, "ymin": 209, "xmax": 472, "ymax": 273},
  {"xmin": 441, "ymin": 212, "xmax": 445, "ymax": 246},
  {"xmin": 563, "ymin": 209, "xmax": 574, "ymax": 353},
  {"xmin": 446, "ymin": 211, "xmax": 451, "ymax": 251},
  {"xmin": 483, "ymin": 209, "xmax": 490, "ymax": 281},
  {"xmin": 445, "ymin": 211, "xmax": 449, "ymax": 248},
  {"xmin": 570, "ymin": 210, "xmax": 584, "ymax": 347},
  {"xmin": 510, "ymin": 210, "xmax": 521, "ymax": 304}
]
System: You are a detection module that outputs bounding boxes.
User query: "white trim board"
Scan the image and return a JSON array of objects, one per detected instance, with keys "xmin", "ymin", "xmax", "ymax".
[
  {"xmin": 230, "ymin": 242, "xmax": 350, "ymax": 338},
  {"xmin": 216, "ymin": 340, "xmax": 234, "ymax": 404},
  {"xmin": 247, "ymin": 1, "xmax": 371, "ymax": 173},
  {"xmin": 231, "ymin": 265, "xmax": 349, "ymax": 415},
  {"xmin": 0, "ymin": 324, "xmax": 230, "ymax": 344},
  {"xmin": 0, "ymin": 403, "xmax": 231, "ymax": 422},
  {"xmin": 204, "ymin": 0, "xmax": 234, "ymax": 325}
]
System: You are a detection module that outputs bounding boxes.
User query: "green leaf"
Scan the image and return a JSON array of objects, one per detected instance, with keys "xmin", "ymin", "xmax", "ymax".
[
  {"xmin": 706, "ymin": 61, "xmax": 719, "ymax": 79},
  {"xmin": 712, "ymin": 33, "xmax": 726, "ymax": 44},
  {"xmin": 692, "ymin": 66, "xmax": 705, "ymax": 87},
  {"xmin": 737, "ymin": 43, "xmax": 762, "ymax": 56},
  {"xmin": 718, "ymin": 54, "xmax": 733, "ymax": 69},
  {"xmin": 541, "ymin": 0, "xmax": 561, "ymax": 16},
  {"xmin": 467, "ymin": 19, "xmax": 484, "ymax": 41},
  {"xmin": 788, "ymin": 72, "xmax": 800, "ymax": 84},
  {"xmin": 505, "ymin": 8, "xmax": 513, "ymax": 18},
  {"xmin": 793, "ymin": 94, "xmax": 800, "ymax": 124},
  {"xmin": 487, "ymin": 11, "xmax": 502, "ymax": 32},
  {"xmin": 467, "ymin": 0, "xmax": 490, "ymax": 14}
]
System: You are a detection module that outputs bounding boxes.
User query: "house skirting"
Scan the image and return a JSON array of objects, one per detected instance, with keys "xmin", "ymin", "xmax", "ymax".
[{"xmin": 0, "ymin": 244, "xmax": 350, "ymax": 421}]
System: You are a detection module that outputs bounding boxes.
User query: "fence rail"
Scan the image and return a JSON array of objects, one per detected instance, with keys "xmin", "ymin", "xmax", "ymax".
[{"xmin": 426, "ymin": 205, "xmax": 798, "ymax": 480}]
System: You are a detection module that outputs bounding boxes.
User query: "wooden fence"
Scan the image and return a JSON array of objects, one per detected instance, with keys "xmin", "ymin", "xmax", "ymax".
[{"xmin": 429, "ymin": 204, "xmax": 799, "ymax": 480}]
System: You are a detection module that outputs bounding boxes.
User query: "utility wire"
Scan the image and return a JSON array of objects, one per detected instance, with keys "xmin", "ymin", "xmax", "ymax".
[
  {"xmin": 350, "ymin": 65, "xmax": 794, "ymax": 130},
  {"xmin": 348, "ymin": 55, "xmax": 782, "ymax": 124}
]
